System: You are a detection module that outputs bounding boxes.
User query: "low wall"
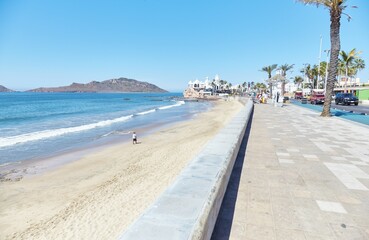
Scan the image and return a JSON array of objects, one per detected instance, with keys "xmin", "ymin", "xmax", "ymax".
[{"xmin": 119, "ymin": 100, "xmax": 254, "ymax": 240}]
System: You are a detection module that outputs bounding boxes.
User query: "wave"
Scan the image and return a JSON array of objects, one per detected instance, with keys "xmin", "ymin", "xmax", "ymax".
[
  {"xmin": 0, "ymin": 161, "xmax": 21, "ymax": 168},
  {"xmin": 0, "ymin": 110, "xmax": 86, "ymax": 122},
  {"xmin": 158, "ymin": 101, "xmax": 185, "ymax": 110},
  {"xmin": 136, "ymin": 101, "xmax": 185, "ymax": 115},
  {"xmin": 0, "ymin": 101, "xmax": 186, "ymax": 148},
  {"xmin": 0, "ymin": 115, "xmax": 133, "ymax": 148},
  {"xmin": 136, "ymin": 109, "xmax": 156, "ymax": 115},
  {"xmin": 100, "ymin": 130, "xmax": 131, "ymax": 138}
]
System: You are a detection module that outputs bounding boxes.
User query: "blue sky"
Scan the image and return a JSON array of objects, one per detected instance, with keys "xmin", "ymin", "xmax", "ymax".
[{"xmin": 0, "ymin": 0, "xmax": 368, "ymax": 92}]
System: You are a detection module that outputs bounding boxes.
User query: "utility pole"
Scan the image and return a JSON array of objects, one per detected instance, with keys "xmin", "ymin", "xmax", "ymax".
[
  {"xmin": 317, "ymin": 35, "xmax": 322, "ymax": 90},
  {"xmin": 324, "ymin": 50, "xmax": 330, "ymax": 93}
]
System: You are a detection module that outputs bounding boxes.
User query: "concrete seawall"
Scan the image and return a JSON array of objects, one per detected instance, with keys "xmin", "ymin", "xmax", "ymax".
[{"xmin": 119, "ymin": 100, "xmax": 254, "ymax": 240}]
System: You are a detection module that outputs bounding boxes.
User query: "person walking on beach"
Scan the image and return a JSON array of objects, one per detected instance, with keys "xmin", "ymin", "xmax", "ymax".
[{"xmin": 132, "ymin": 131, "xmax": 137, "ymax": 144}]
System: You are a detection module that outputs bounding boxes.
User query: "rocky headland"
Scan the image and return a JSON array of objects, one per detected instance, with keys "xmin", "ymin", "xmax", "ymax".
[
  {"xmin": 27, "ymin": 78, "xmax": 167, "ymax": 93},
  {"xmin": 0, "ymin": 85, "xmax": 14, "ymax": 92}
]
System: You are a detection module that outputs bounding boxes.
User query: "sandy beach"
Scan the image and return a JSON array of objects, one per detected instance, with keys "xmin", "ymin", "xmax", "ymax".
[{"xmin": 0, "ymin": 99, "xmax": 245, "ymax": 240}]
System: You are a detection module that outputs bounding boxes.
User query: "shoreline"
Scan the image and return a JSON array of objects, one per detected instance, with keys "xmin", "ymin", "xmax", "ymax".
[
  {"xmin": 0, "ymin": 105, "xmax": 203, "ymax": 182},
  {"xmin": 0, "ymin": 92, "xmax": 192, "ymax": 167},
  {"xmin": 0, "ymin": 98, "xmax": 245, "ymax": 240}
]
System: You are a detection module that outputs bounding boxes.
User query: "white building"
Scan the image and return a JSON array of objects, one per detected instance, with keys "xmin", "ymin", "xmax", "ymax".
[
  {"xmin": 187, "ymin": 77, "xmax": 213, "ymax": 91},
  {"xmin": 184, "ymin": 74, "xmax": 225, "ymax": 98},
  {"xmin": 187, "ymin": 74, "xmax": 224, "ymax": 91},
  {"xmin": 285, "ymin": 82, "xmax": 298, "ymax": 94}
]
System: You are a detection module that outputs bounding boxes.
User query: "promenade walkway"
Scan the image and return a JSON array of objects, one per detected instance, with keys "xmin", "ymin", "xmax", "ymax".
[{"xmin": 211, "ymin": 103, "xmax": 369, "ymax": 240}]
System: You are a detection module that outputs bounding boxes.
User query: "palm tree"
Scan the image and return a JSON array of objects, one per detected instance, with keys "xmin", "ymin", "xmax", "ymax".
[
  {"xmin": 237, "ymin": 85, "xmax": 242, "ymax": 94},
  {"xmin": 260, "ymin": 64, "xmax": 277, "ymax": 97},
  {"xmin": 254, "ymin": 83, "xmax": 267, "ymax": 93},
  {"xmin": 304, "ymin": 64, "xmax": 316, "ymax": 90},
  {"xmin": 311, "ymin": 64, "xmax": 320, "ymax": 89},
  {"xmin": 298, "ymin": 0, "xmax": 354, "ymax": 117},
  {"xmin": 340, "ymin": 49, "xmax": 362, "ymax": 90},
  {"xmin": 319, "ymin": 61, "xmax": 328, "ymax": 88},
  {"xmin": 211, "ymin": 80, "xmax": 217, "ymax": 94},
  {"xmin": 294, "ymin": 76, "xmax": 304, "ymax": 89},
  {"xmin": 242, "ymin": 82, "xmax": 247, "ymax": 92},
  {"xmin": 301, "ymin": 64, "xmax": 312, "ymax": 89},
  {"xmin": 352, "ymin": 58, "xmax": 365, "ymax": 77},
  {"xmin": 278, "ymin": 64, "xmax": 294, "ymax": 96}
]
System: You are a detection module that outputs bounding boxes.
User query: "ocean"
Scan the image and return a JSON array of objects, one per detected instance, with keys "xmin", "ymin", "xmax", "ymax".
[{"xmin": 0, "ymin": 92, "xmax": 211, "ymax": 166}]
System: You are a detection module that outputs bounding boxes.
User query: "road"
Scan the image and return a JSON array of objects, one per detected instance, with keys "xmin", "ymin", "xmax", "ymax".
[
  {"xmin": 331, "ymin": 102, "xmax": 369, "ymax": 115},
  {"xmin": 291, "ymin": 99, "xmax": 369, "ymax": 115},
  {"xmin": 290, "ymin": 100, "xmax": 369, "ymax": 126}
]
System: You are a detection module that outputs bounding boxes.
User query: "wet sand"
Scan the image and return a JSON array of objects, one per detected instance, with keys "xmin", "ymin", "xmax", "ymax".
[{"xmin": 0, "ymin": 98, "xmax": 245, "ymax": 240}]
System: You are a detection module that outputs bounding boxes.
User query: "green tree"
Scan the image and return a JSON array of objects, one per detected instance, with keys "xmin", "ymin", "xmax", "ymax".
[
  {"xmin": 352, "ymin": 58, "xmax": 365, "ymax": 76},
  {"xmin": 254, "ymin": 83, "xmax": 267, "ymax": 93},
  {"xmin": 211, "ymin": 80, "xmax": 217, "ymax": 93},
  {"xmin": 319, "ymin": 61, "xmax": 328, "ymax": 88},
  {"xmin": 242, "ymin": 82, "xmax": 247, "ymax": 92},
  {"xmin": 302, "ymin": 64, "xmax": 314, "ymax": 89},
  {"xmin": 278, "ymin": 64, "xmax": 294, "ymax": 96},
  {"xmin": 311, "ymin": 64, "xmax": 320, "ymax": 89},
  {"xmin": 294, "ymin": 76, "xmax": 304, "ymax": 89},
  {"xmin": 260, "ymin": 64, "xmax": 277, "ymax": 97},
  {"xmin": 298, "ymin": 0, "xmax": 354, "ymax": 117},
  {"xmin": 340, "ymin": 49, "xmax": 362, "ymax": 90}
]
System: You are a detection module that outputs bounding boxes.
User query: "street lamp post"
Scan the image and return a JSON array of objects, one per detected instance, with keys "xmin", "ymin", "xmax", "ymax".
[
  {"xmin": 302, "ymin": 63, "xmax": 308, "ymax": 97},
  {"xmin": 324, "ymin": 49, "xmax": 330, "ymax": 93},
  {"xmin": 317, "ymin": 35, "xmax": 323, "ymax": 89}
]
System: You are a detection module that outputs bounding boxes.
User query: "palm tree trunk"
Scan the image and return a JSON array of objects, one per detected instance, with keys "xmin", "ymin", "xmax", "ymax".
[
  {"xmin": 269, "ymin": 83, "xmax": 272, "ymax": 97},
  {"xmin": 321, "ymin": 8, "xmax": 341, "ymax": 117},
  {"xmin": 268, "ymin": 73, "xmax": 273, "ymax": 98}
]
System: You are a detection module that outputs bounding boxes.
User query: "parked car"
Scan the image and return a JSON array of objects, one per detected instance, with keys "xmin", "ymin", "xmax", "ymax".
[
  {"xmin": 335, "ymin": 93, "xmax": 359, "ymax": 106},
  {"xmin": 294, "ymin": 91, "xmax": 303, "ymax": 99},
  {"xmin": 310, "ymin": 92, "xmax": 325, "ymax": 104}
]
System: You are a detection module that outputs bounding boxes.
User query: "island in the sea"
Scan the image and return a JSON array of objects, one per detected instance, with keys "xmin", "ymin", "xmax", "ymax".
[
  {"xmin": 26, "ymin": 78, "xmax": 167, "ymax": 93},
  {"xmin": 0, "ymin": 85, "xmax": 15, "ymax": 92}
]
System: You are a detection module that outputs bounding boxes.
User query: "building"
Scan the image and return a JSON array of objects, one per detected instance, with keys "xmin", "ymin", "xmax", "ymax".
[
  {"xmin": 184, "ymin": 75, "xmax": 224, "ymax": 99},
  {"xmin": 187, "ymin": 77, "xmax": 213, "ymax": 91}
]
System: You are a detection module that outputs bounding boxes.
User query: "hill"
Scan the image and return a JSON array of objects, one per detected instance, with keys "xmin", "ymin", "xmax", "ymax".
[
  {"xmin": 27, "ymin": 78, "xmax": 167, "ymax": 93},
  {"xmin": 0, "ymin": 85, "xmax": 14, "ymax": 92}
]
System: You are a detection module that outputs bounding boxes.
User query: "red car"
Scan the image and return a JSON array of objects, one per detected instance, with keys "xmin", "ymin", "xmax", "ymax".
[
  {"xmin": 294, "ymin": 91, "xmax": 303, "ymax": 99},
  {"xmin": 310, "ymin": 92, "xmax": 325, "ymax": 104}
]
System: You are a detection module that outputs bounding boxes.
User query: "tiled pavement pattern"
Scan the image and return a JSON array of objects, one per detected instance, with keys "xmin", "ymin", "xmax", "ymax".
[{"xmin": 211, "ymin": 103, "xmax": 369, "ymax": 240}]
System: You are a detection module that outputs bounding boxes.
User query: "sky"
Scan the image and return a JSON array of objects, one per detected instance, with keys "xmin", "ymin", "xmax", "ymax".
[{"xmin": 0, "ymin": 0, "xmax": 368, "ymax": 92}]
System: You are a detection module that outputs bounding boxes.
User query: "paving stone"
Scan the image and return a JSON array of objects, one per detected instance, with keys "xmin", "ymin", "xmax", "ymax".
[
  {"xmin": 275, "ymin": 228, "xmax": 306, "ymax": 240},
  {"xmin": 316, "ymin": 200, "xmax": 347, "ymax": 214},
  {"xmin": 329, "ymin": 223, "xmax": 369, "ymax": 240},
  {"xmin": 244, "ymin": 209, "xmax": 274, "ymax": 227},
  {"xmin": 304, "ymin": 232, "xmax": 335, "ymax": 240},
  {"xmin": 244, "ymin": 224, "xmax": 276, "ymax": 240},
  {"xmin": 212, "ymin": 103, "xmax": 369, "ymax": 240}
]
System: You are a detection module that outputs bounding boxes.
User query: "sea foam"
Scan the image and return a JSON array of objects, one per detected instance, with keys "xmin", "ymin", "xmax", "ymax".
[
  {"xmin": 0, "ymin": 115, "xmax": 133, "ymax": 148},
  {"xmin": 0, "ymin": 101, "xmax": 186, "ymax": 148},
  {"xmin": 136, "ymin": 109, "xmax": 156, "ymax": 115},
  {"xmin": 158, "ymin": 101, "xmax": 185, "ymax": 110}
]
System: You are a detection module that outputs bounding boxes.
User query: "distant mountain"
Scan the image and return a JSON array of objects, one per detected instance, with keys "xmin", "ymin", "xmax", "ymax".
[
  {"xmin": 0, "ymin": 85, "xmax": 14, "ymax": 92},
  {"xmin": 27, "ymin": 78, "xmax": 167, "ymax": 93}
]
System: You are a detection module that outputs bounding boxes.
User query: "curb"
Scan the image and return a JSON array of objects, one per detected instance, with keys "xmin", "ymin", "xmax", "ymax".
[{"xmin": 119, "ymin": 101, "xmax": 254, "ymax": 240}]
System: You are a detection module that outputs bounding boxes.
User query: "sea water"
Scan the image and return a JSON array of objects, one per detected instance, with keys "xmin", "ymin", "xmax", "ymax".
[{"xmin": 0, "ymin": 92, "xmax": 211, "ymax": 166}]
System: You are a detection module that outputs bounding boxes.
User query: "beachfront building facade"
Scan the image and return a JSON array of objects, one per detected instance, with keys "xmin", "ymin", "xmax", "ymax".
[
  {"xmin": 184, "ymin": 74, "xmax": 226, "ymax": 98},
  {"xmin": 187, "ymin": 78, "xmax": 213, "ymax": 91}
]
